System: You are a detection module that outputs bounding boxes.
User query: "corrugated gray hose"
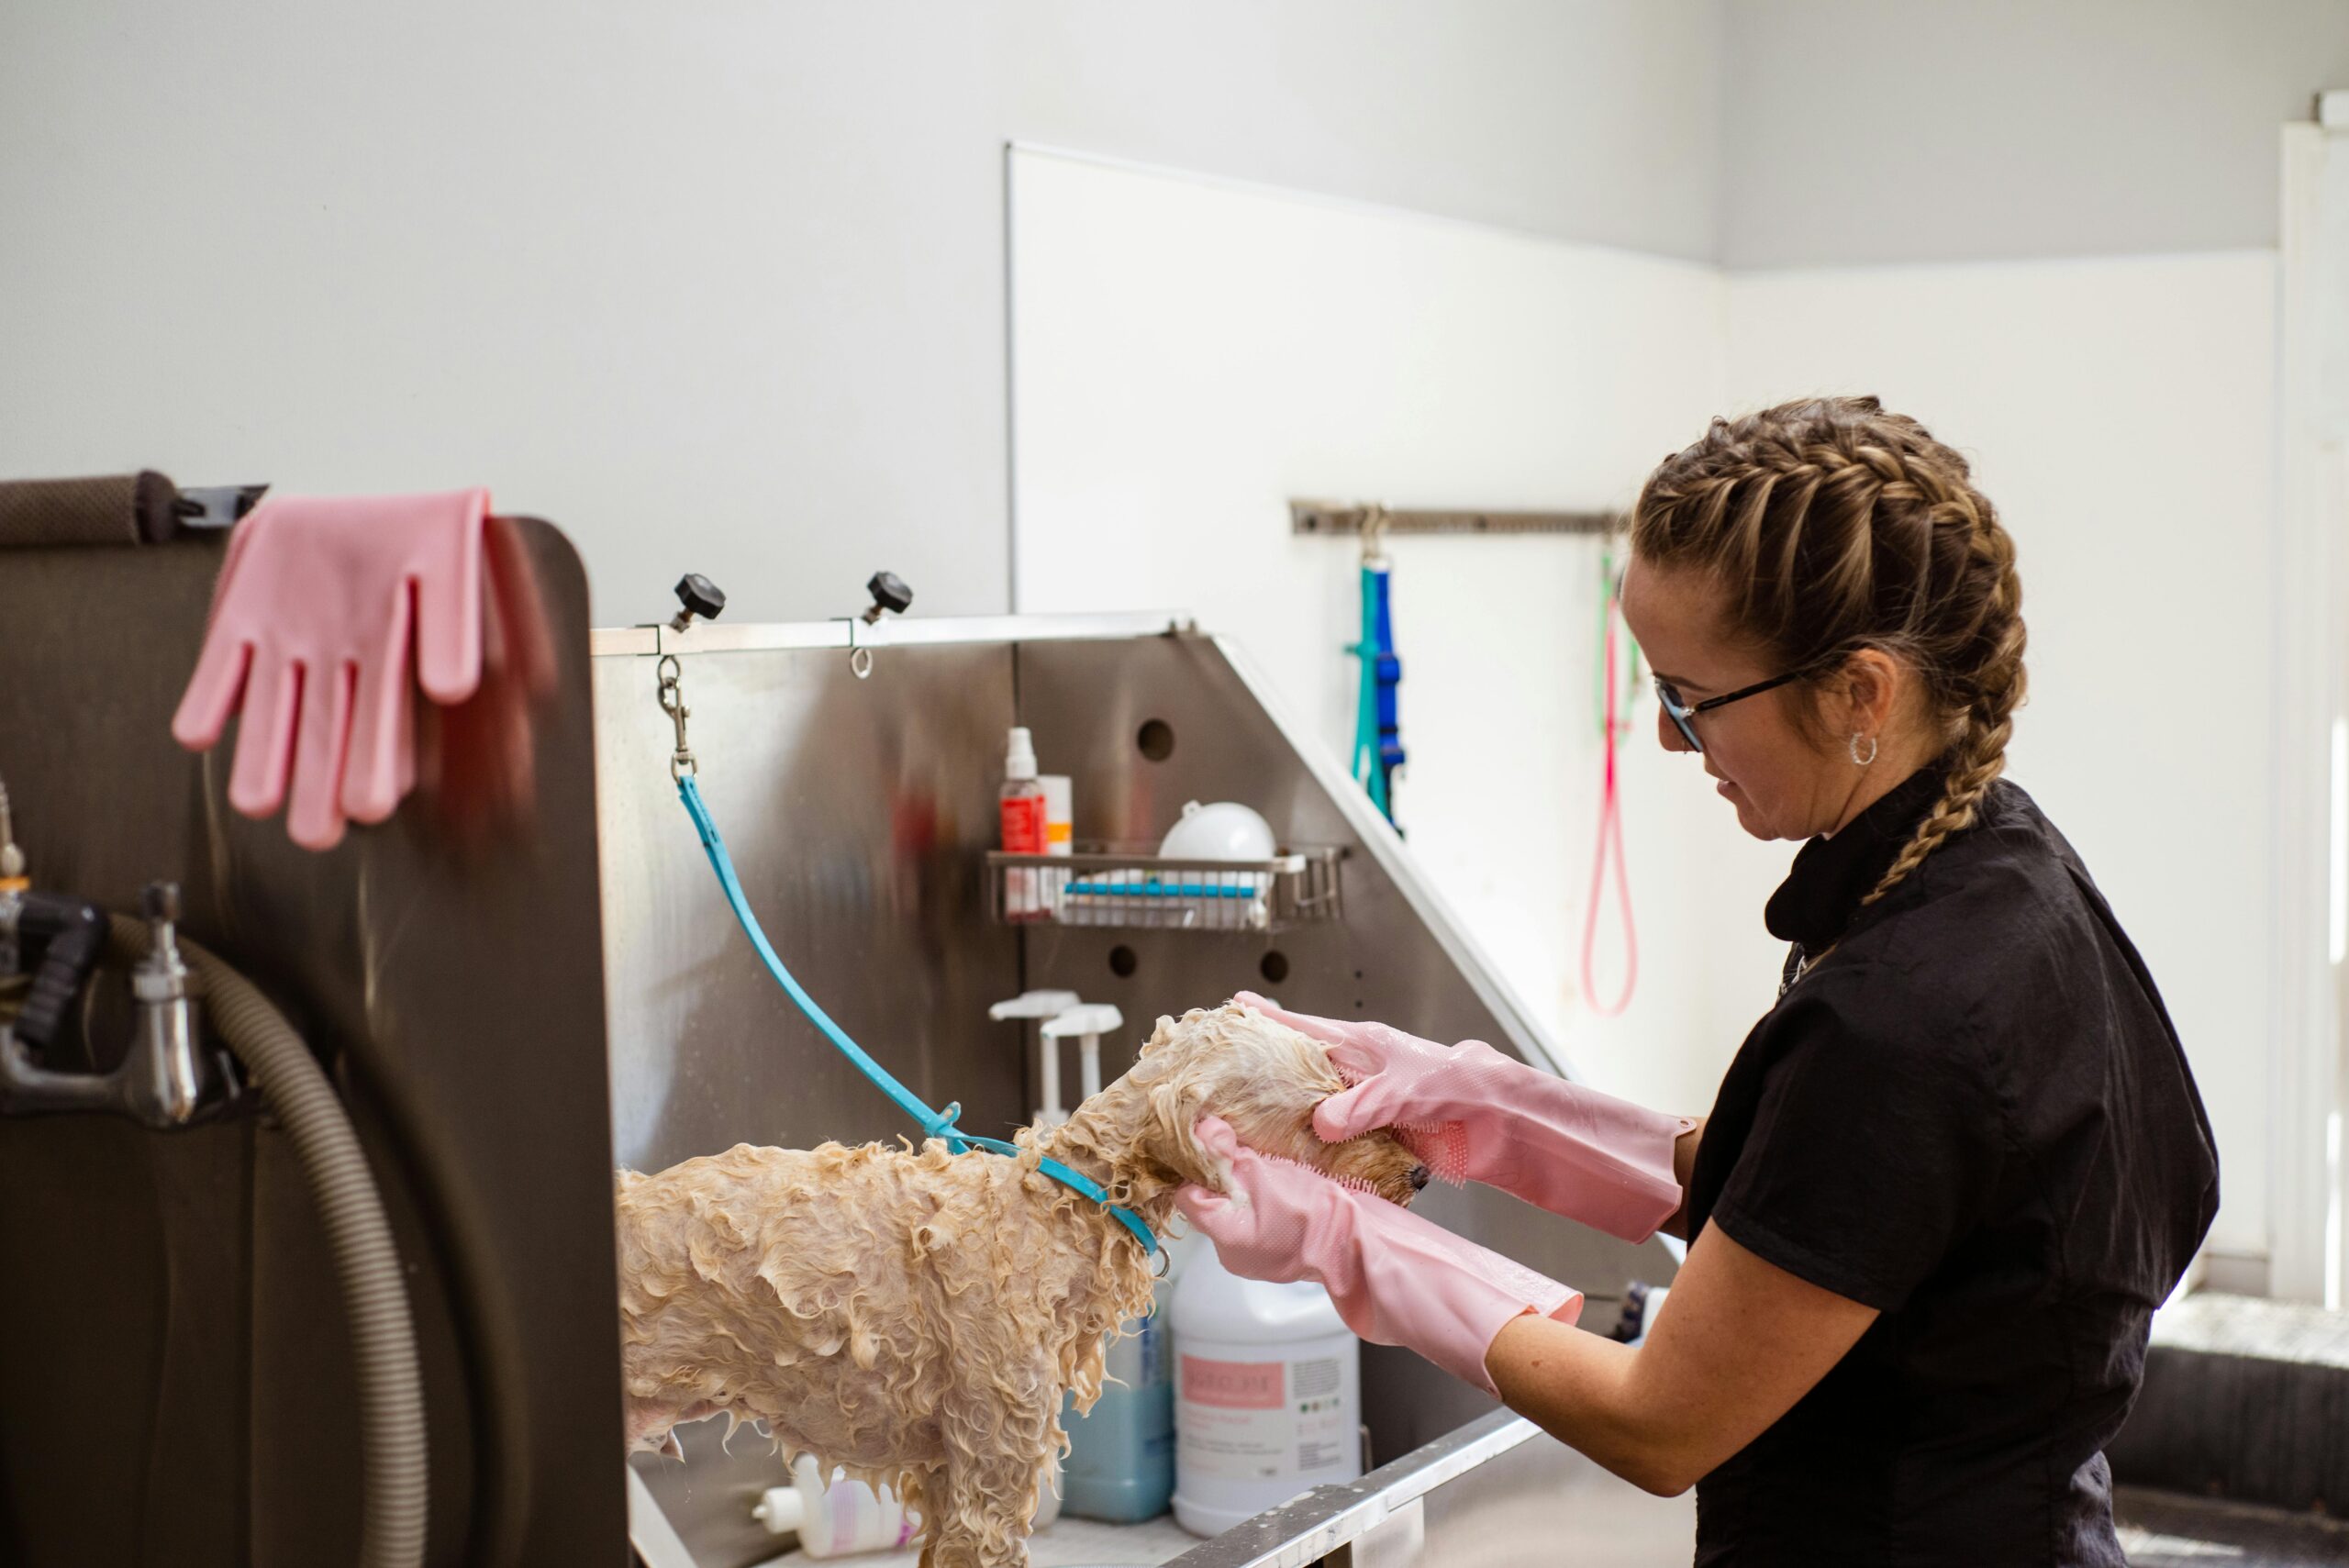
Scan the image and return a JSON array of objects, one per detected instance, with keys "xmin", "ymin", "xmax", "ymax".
[{"xmin": 106, "ymin": 916, "xmax": 427, "ymax": 1568}]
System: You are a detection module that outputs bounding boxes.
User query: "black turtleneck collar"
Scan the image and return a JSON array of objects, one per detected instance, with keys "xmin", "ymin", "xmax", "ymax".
[{"xmin": 1764, "ymin": 760, "xmax": 1953, "ymax": 951}]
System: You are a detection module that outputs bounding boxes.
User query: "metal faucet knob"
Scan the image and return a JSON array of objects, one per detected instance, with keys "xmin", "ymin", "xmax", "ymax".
[
  {"xmin": 864, "ymin": 571, "xmax": 913, "ymax": 620},
  {"xmin": 135, "ymin": 882, "xmax": 192, "ymax": 997},
  {"xmin": 675, "ymin": 574, "xmax": 726, "ymax": 619},
  {"xmin": 668, "ymin": 573, "xmax": 728, "ymax": 633}
]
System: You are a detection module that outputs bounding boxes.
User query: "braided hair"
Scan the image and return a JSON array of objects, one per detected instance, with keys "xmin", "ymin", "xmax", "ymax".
[{"xmin": 1630, "ymin": 395, "xmax": 2027, "ymax": 906}]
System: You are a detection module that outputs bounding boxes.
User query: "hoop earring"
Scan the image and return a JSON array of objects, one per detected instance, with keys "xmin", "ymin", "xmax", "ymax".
[{"xmin": 1849, "ymin": 733, "xmax": 1878, "ymax": 766}]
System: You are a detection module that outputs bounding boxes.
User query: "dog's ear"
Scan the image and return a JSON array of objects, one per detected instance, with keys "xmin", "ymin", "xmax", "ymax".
[
  {"xmin": 1144, "ymin": 1065, "xmax": 1214, "ymax": 1185},
  {"xmin": 1136, "ymin": 1014, "xmax": 1180, "ymax": 1060}
]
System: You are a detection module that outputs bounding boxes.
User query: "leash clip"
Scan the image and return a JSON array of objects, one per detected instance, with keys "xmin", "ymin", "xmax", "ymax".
[{"xmin": 656, "ymin": 654, "xmax": 696, "ymax": 780}]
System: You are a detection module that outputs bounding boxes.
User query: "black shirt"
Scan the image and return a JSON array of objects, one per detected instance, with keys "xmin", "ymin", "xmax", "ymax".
[{"xmin": 1686, "ymin": 764, "xmax": 2219, "ymax": 1567}]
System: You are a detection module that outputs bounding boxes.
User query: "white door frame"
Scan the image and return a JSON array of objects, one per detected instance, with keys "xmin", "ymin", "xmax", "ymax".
[{"xmin": 2269, "ymin": 110, "xmax": 2348, "ymax": 1307}]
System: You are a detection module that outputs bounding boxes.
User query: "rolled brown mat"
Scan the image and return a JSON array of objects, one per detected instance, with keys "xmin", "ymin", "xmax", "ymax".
[{"xmin": 0, "ymin": 471, "xmax": 182, "ymax": 549}]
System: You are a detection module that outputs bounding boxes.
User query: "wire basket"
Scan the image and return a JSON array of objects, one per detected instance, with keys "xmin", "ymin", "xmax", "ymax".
[{"xmin": 985, "ymin": 844, "xmax": 1342, "ymax": 933}]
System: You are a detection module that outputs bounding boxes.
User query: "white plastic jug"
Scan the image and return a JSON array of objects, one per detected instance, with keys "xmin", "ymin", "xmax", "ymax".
[{"xmin": 1170, "ymin": 1237, "xmax": 1362, "ymax": 1538}]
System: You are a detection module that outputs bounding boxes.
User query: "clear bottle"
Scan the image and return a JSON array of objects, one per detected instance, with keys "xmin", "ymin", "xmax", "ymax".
[{"xmin": 1000, "ymin": 728, "xmax": 1048, "ymax": 921}]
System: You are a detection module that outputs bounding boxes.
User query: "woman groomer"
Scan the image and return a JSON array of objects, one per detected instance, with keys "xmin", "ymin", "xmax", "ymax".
[{"xmin": 1178, "ymin": 397, "xmax": 2219, "ymax": 1566}]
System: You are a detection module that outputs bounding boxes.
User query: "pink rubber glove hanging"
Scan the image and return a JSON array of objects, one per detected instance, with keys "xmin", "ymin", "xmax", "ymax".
[
  {"xmin": 1238, "ymin": 993, "xmax": 1693, "ymax": 1243},
  {"xmin": 1176, "ymin": 1117, "xmax": 1579, "ymax": 1396},
  {"xmin": 172, "ymin": 489, "xmax": 488, "ymax": 851},
  {"xmin": 419, "ymin": 515, "xmax": 558, "ymax": 846}
]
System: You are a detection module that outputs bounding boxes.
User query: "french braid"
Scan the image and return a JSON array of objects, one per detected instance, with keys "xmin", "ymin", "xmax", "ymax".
[{"xmin": 1631, "ymin": 396, "xmax": 2028, "ymax": 905}]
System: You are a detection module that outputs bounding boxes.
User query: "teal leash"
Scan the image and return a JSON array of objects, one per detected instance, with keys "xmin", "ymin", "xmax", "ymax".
[
  {"xmin": 1351, "ymin": 562, "xmax": 1389, "ymax": 817},
  {"xmin": 671, "ymin": 764, "xmax": 1157, "ymax": 1258}
]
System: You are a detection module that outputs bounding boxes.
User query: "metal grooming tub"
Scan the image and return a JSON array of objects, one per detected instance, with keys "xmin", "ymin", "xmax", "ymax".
[{"xmin": 598, "ymin": 609, "xmax": 1682, "ymax": 1568}]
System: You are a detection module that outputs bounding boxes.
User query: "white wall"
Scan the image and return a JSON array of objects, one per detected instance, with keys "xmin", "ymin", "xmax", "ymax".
[
  {"xmin": 0, "ymin": 0, "xmax": 2305, "ymax": 1266},
  {"xmin": 1720, "ymin": 0, "xmax": 2349, "ymax": 267},
  {"xmin": 1013, "ymin": 152, "xmax": 2285, "ymax": 1259},
  {"xmin": 1727, "ymin": 252, "xmax": 2281, "ymax": 1257},
  {"xmin": 1006, "ymin": 0, "xmax": 1722, "ymax": 261},
  {"xmin": 1011, "ymin": 150, "xmax": 1789, "ymax": 1121},
  {"xmin": 0, "ymin": 0, "xmax": 1723, "ymax": 626}
]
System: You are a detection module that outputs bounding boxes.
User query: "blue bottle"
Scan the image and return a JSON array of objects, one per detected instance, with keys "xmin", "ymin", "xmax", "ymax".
[{"xmin": 1062, "ymin": 1273, "xmax": 1177, "ymax": 1521}]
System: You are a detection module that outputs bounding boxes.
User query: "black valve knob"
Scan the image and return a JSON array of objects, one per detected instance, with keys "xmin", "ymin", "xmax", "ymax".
[
  {"xmin": 674, "ymin": 574, "xmax": 727, "ymax": 622},
  {"xmin": 866, "ymin": 572, "xmax": 913, "ymax": 617}
]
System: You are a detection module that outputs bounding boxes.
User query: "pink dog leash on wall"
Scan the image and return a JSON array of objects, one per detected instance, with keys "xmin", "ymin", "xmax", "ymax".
[{"xmin": 1580, "ymin": 550, "xmax": 1638, "ymax": 1017}]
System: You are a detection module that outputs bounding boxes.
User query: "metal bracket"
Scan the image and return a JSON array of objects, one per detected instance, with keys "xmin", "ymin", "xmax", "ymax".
[{"xmin": 173, "ymin": 484, "xmax": 271, "ymax": 530}]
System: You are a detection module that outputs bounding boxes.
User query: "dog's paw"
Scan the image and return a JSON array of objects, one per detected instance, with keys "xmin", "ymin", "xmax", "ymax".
[{"xmin": 631, "ymin": 1428, "xmax": 685, "ymax": 1462}]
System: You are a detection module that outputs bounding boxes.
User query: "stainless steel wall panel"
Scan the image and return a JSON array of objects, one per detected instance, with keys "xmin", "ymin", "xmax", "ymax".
[{"xmin": 594, "ymin": 639, "xmax": 1027, "ymax": 1171}]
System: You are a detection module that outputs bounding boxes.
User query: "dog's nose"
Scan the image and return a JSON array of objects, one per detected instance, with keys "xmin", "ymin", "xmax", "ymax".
[{"xmin": 1408, "ymin": 1164, "xmax": 1431, "ymax": 1192}]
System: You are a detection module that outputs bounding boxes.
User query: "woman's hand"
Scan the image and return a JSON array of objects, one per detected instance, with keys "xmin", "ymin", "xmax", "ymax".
[
  {"xmin": 1175, "ymin": 1117, "xmax": 1579, "ymax": 1395},
  {"xmin": 1236, "ymin": 991, "xmax": 1697, "ymax": 1242},
  {"xmin": 1234, "ymin": 989, "xmax": 1494, "ymax": 1132}
]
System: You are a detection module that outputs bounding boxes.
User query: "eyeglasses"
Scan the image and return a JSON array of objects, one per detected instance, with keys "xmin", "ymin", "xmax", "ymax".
[{"xmin": 1652, "ymin": 669, "xmax": 1811, "ymax": 753}]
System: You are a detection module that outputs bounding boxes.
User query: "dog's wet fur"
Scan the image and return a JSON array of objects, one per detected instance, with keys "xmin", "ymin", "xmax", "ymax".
[{"xmin": 614, "ymin": 1001, "xmax": 1422, "ymax": 1566}]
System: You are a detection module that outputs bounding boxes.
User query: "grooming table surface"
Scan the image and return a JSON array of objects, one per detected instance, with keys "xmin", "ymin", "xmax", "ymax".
[{"xmin": 754, "ymin": 1513, "xmax": 1201, "ymax": 1567}]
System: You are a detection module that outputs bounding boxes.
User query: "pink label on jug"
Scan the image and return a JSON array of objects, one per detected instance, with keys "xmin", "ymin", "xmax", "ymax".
[{"xmin": 1182, "ymin": 1356, "xmax": 1282, "ymax": 1409}]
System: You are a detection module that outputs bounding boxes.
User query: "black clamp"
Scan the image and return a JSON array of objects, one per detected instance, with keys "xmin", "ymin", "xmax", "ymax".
[{"xmin": 0, "ymin": 889, "xmax": 106, "ymax": 1051}]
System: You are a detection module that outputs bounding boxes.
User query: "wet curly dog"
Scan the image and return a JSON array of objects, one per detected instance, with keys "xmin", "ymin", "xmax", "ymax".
[{"xmin": 614, "ymin": 1001, "xmax": 1426, "ymax": 1567}]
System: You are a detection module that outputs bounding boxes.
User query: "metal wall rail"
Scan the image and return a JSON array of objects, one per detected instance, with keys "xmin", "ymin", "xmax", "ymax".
[{"xmin": 1289, "ymin": 500, "xmax": 1618, "ymax": 538}]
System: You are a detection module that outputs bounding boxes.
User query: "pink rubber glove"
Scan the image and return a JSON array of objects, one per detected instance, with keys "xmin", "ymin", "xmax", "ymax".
[
  {"xmin": 173, "ymin": 489, "xmax": 488, "ymax": 851},
  {"xmin": 419, "ymin": 515, "xmax": 558, "ymax": 847},
  {"xmin": 1176, "ymin": 1116, "xmax": 1580, "ymax": 1396},
  {"xmin": 1238, "ymin": 992, "xmax": 1693, "ymax": 1243}
]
